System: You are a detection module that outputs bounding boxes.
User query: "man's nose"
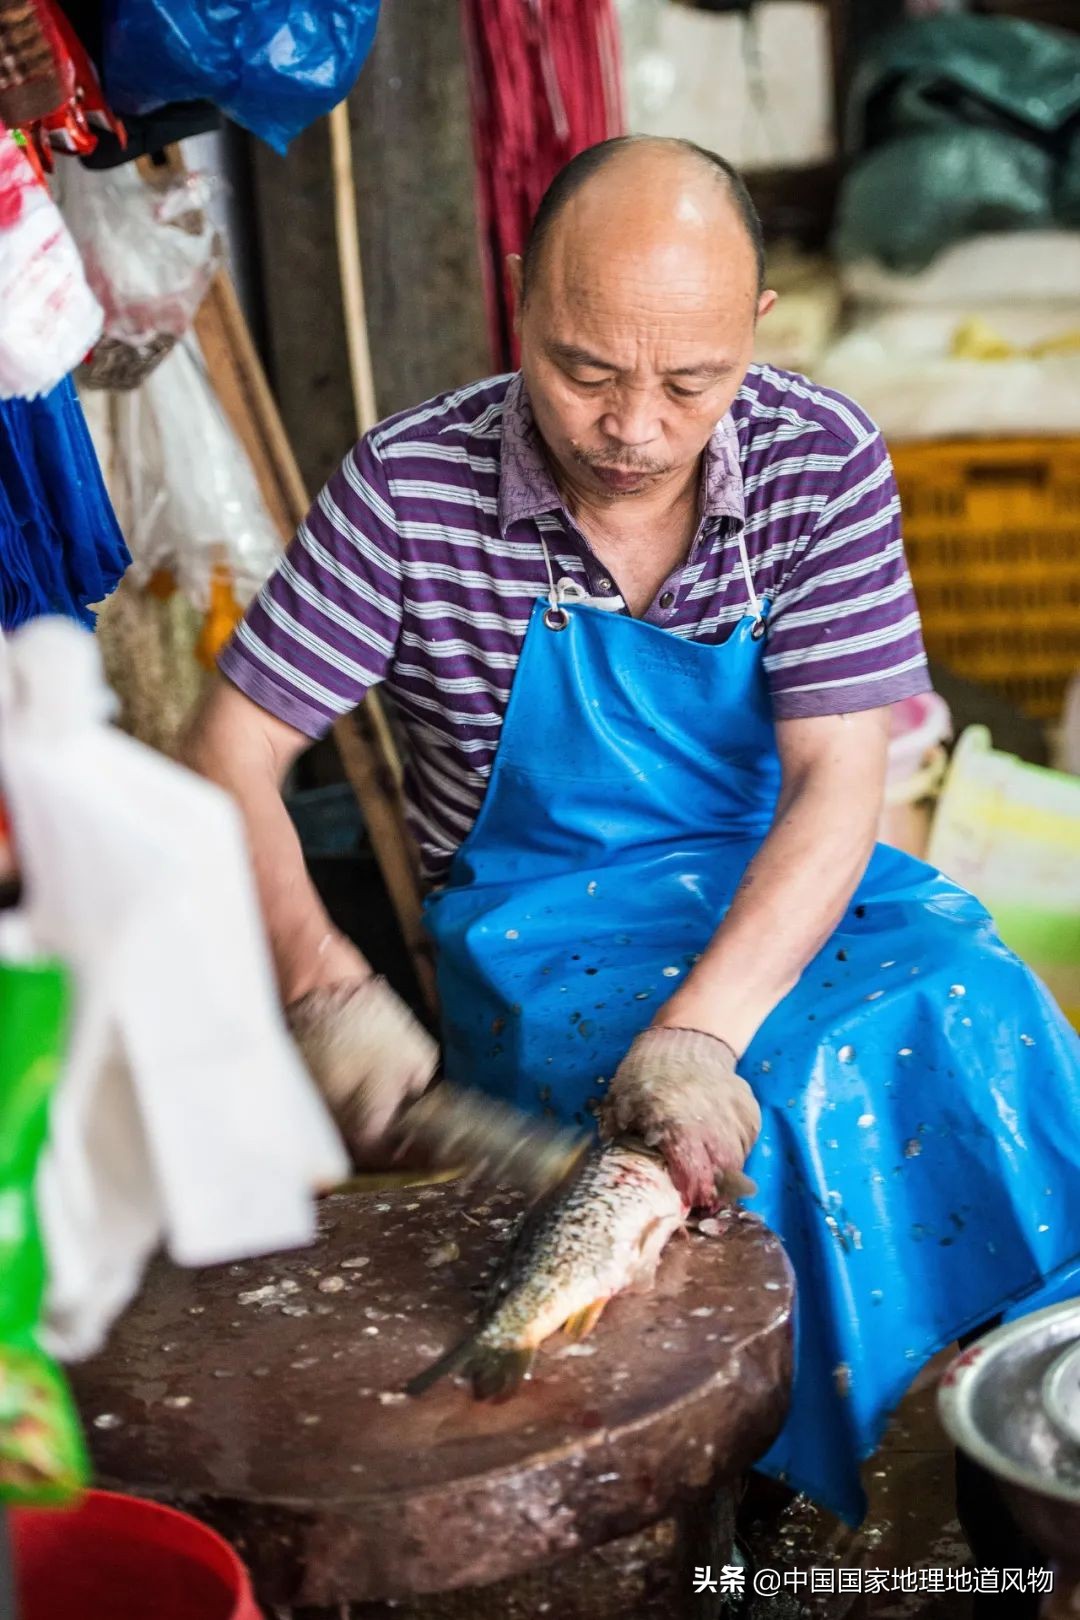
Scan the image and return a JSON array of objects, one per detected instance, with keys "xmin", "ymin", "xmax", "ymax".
[{"xmin": 599, "ymin": 391, "xmax": 662, "ymax": 448}]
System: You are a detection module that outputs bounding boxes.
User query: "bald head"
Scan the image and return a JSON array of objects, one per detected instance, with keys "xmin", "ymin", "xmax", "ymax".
[{"xmin": 522, "ymin": 137, "xmax": 766, "ymax": 302}]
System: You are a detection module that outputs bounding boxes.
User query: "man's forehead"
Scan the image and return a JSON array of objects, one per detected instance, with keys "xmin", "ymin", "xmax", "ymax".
[{"xmin": 533, "ymin": 221, "xmax": 758, "ymax": 325}]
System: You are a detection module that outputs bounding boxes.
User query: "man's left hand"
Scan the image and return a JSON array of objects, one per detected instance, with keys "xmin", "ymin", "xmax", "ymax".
[{"xmin": 599, "ymin": 1026, "xmax": 760, "ymax": 1210}]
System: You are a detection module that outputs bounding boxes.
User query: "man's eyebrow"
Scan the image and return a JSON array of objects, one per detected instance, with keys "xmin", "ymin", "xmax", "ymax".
[
  {"xmin": 666, "ymin": 360, "xmax": 737, "ymax": 380},
  {"xmin": 548, "ymin": 342, "xmax": 619, "ymax": 371},
  {"xmin": 547, "ymin": 343, "xmax": 735, "ymax": 381}
]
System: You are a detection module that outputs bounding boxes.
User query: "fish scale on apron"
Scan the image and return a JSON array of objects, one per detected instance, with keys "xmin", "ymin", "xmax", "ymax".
[{"xmin": 423, "ymin": 532, "xmax": 1080, "ymax": 1522}]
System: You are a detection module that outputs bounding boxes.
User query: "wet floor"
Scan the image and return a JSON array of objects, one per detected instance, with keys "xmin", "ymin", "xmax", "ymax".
[{"xmin": 740, "ymin": 1351, "xmax": 973, "ymax": 1620}]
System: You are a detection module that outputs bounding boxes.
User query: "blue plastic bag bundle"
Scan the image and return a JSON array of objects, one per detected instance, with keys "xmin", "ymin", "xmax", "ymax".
[
  {"xmin": 0, "ymin": 379, "xmax": 129, "ymax": 631},
  {"xmin": 103, "ymin": 0, "xmax": 382, "ymax": 154}
]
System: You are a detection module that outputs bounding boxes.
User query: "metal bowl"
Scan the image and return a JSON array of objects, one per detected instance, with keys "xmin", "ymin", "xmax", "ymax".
[
  {"xmin": 1043, "ymin": 1341, "xmax": 1080, "ymax": 1451},
  {"xmin": 938, "ymin": 1301, "xmax": 1080, "ymax": 1565}
]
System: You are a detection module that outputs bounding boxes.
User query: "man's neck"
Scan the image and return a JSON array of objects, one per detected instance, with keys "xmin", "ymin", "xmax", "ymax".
[
  {"xmin": 551, "ymin": 454, "xmax": 705, "ymax": 617},
  {"xmin": 554, "ymin": 456, "xmax": 703, "ymax": 546}
]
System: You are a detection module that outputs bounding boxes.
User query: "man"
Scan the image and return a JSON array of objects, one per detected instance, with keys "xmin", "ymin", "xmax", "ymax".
[{"xmin": 184, "ymin": 138, "xmax": 1080, "ymax": 1529}]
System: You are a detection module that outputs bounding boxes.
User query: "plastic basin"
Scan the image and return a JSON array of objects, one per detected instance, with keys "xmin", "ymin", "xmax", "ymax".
[{"xmin": 11, "ymin": 1489, "xmax": 262, "ymax": 1620}]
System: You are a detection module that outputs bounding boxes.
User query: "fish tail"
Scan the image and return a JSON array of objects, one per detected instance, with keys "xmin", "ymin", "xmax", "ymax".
[
  {"xmin": 405, "ymin": 1333, "xmax": 481, "ymax": 1397},
  {"xmin": 406, "ymin": 1335, "xmax": 535, "ymax": 1400},
  {"xmin": 470, "ymin": 1344, "xmax": 535, "ymax": 1400}
]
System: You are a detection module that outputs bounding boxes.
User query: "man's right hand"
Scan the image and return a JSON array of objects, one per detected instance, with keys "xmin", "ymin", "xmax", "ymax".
[{"xmin": 287, "ymin": 975, "xmax": 440, "ymax": 1159}]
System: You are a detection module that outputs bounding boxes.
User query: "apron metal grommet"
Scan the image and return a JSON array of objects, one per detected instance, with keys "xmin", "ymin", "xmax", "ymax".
[
  {"xmin": 751, "ymin": 618, "xmax": 766, "ymax": 641},
  {"xmin": 544, "ymin": 606, "xmax": 570, "ymax": 632}
]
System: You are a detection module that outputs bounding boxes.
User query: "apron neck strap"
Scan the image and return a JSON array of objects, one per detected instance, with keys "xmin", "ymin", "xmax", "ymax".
[
  {"xmin": 734, "ymin": 525, "xmax": 763, "ymax": 624},
  {"xmin": 540, "ymin": 534, "xmax": 561, "ymax": 615}
]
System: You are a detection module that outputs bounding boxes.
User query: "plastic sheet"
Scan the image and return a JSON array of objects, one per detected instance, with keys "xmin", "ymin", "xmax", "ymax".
[
  {"xmin": 835, "ymin": 127, "xmax": 1053, "ymax": 270},
  {"xmin": 841, "ymin": 229, "xmax": 1080, "ymax": 307},
  {"xmin": 836, "ymin": 15, "xmax": 1080, "ymax": 269},
  {"xmin": 103, "ymin": 0, "xmax": 382, "ymax": 154},
  {"xmin": 928, "ymin": 726, "xmax": 1080, "ymax": 1029}
]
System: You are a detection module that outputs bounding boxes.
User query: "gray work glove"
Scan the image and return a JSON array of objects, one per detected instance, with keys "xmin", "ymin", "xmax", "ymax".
[
  {"xmin": 286, "ymin": 976, "xmax": 439, "ymax": 1159},
  {"xmin": 600, "ymin": 1027, "xmax": 761, "ymax": 1211}
]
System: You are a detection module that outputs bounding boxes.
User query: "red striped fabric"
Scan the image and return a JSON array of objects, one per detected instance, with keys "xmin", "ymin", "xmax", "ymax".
[{"xmin": 460, "ymin": 0, "xmax": 625, "ymax": 369}]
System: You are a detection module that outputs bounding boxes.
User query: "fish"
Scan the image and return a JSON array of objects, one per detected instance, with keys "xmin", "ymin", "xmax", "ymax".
[{"xmin": 406, "ymin": 1140, "xmax": 688, "ymax": 1400}]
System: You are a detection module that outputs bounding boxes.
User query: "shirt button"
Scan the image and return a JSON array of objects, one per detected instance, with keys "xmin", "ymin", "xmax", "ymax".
[
  {"xmin": 597, "ymin": 577, "xmax": 613, "ymax": 593},
  {"xmin": 659, "ymin": 590, "xmax": 675, "ymax": 609}
]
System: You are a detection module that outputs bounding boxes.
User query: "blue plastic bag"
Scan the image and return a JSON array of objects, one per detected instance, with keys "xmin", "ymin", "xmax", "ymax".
[{"xmin": 103, "ymin": 1, "xmax": 381, "ymax": 154}]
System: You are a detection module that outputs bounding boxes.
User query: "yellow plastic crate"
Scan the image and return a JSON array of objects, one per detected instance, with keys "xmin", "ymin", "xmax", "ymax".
[{"xmin": 891, "ymin": 437, "xmax": 1080, "ymax": 721}]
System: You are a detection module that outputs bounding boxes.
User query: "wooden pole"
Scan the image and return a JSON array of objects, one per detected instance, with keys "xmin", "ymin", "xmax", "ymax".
[
  {"xmin": 324, "ymin": 99, "xmax": 438, "ymax": 1015},
  {"xmin": 328, "ymin": 100, "xmax": 379, "ymax": 437}
]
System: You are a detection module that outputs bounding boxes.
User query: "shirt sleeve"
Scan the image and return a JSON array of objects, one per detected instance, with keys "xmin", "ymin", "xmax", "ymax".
[
  {"xmin": 763, "ymin": 430, "xmax": 932, "ymax": 719},
  {"xmin": 218, "ymin": 433, "xmax": 403, "ymax": 738}
]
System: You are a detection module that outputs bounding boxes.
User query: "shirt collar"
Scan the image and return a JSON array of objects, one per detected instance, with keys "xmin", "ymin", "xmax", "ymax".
[{"xmin": 496, "ymin": 372, "xmax": 745, "ymax": 535}]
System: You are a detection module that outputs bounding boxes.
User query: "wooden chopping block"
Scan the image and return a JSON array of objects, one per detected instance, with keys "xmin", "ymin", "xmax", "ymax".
[{"xmin": 69, "ymin": 1180, "xmax": 794, "ymax": 1614}]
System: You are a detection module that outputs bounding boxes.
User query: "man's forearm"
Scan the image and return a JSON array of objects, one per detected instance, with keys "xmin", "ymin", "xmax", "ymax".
[
  {"xmin": 656, "ymin": 710, "xmax": 890, "ymax": 1055},
  {"xmin": 657, "ymin": 784, "xmax": 876, "ymax": 1053},
  {"xmin": 179, "ymin": 682, "xmax": 370, "ymax": 1002}
]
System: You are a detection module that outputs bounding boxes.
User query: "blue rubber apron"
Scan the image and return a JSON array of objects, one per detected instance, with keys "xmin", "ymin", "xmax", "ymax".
[{"xmin": 423, "ymin": 537, "xmax": 1080, "ymax": 1523}]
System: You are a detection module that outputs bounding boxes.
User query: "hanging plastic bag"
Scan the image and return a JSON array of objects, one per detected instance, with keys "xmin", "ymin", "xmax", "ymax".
[
  {"xmin": 103, "ymin": 0, "xmax": 382, "ymax": 154},
  {"xmin": 0, "ymin": 949, "xmax": 87, "ymax": 1503},
  {"xmin": 57, "ymin": 162, "xmax": 221, "ymax": 390},
  {"xmin": 100, "ymin": 337, "xmax": 280, "ymax": 632},
  {"xmin": 0, "ymin": 128, "xmax": 103, "ymax": 400}
]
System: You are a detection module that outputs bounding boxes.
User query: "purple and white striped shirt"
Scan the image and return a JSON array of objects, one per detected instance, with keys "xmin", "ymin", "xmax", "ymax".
[{"xmin": 220, "ymin": 367, "xmax": 930, "ymax": 882}]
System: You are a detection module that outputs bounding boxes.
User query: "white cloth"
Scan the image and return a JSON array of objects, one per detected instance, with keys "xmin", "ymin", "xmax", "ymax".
[
  {"xmin": 0, "ymin": 618, "xmax": 347, "ymax": 1359},
  {"xmin": 821, "ymin": 233, "xmax": 1080, "ymax": 442},
  {"xmin": 817, "ymin": 301, "xmax": 1080, "ymax": 442}
]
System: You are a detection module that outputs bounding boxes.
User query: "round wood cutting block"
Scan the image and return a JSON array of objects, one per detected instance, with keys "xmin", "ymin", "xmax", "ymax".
[{"xmin": 69, "ymin": 1183, "xmax": 794, "ymax": 1608}]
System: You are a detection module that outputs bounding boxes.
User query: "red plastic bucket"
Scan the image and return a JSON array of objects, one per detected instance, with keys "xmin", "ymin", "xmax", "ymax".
[{"xmin": 11, "ymin": 1489, "xmax": 262, "ymax": 1620}]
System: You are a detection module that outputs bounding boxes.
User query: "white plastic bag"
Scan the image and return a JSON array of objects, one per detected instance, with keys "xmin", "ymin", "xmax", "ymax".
[
  {"xmin": 0, "ymin": 131, "xmax": 103, "ymax": 400},
  {"xmin": 103, "ymin": 336, "xmax": 281, "ymax": 609},
  {"xmin": 56, "ymin": 161, "xmax": 221, "ymax": 385},
  {"xmin": 0, "ymin": 618, "xmax": 347, "ymax": 1359}
]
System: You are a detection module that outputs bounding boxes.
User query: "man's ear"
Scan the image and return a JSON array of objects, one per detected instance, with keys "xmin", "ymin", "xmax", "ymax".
[
  {"xmin": 507, "ymin": 254, "xmax": 525, "ymax": 332},
  {"xmin": 757, "ymin": 288, "xmax": 778, "ymax": 322}
]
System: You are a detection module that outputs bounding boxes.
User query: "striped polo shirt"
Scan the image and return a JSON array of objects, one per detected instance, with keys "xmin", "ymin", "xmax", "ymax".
[{"xmin": 220, "ymin": 367, "xmax": 930, "ymax": 883}]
